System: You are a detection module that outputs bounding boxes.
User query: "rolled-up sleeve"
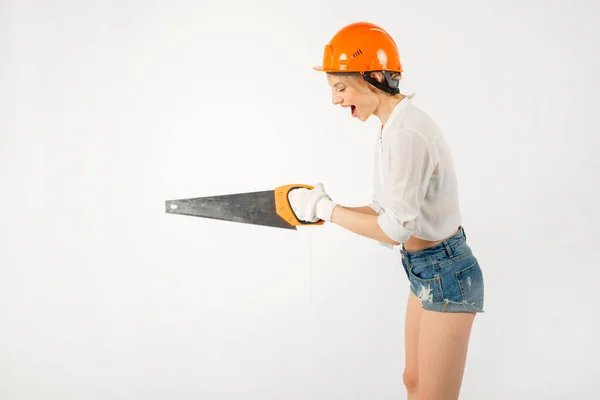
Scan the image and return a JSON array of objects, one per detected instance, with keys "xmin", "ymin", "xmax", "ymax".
[
  {"xmin": 368, "ymin": 199, "xmax": 383, "ymax": 214},
  {"xmin": 377, "ymin": 128, "xmax": 435, "ymax": 244}
]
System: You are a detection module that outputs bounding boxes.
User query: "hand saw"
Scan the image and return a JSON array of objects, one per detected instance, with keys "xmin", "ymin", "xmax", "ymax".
[{"xmin": 165, "ymin": 184, "xmax": 324, "ymax": 230}]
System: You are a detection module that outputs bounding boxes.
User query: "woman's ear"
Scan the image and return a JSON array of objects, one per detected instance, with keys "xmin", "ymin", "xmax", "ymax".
[{"xmin": 370, "ymin": 71, "xmax": 385, "ymax": 83}]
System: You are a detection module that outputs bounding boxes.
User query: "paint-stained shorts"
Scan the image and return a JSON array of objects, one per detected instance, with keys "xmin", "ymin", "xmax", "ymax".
[{"xmin": 400, "ymin": 226, "xmax": 484, "ymax": 313}]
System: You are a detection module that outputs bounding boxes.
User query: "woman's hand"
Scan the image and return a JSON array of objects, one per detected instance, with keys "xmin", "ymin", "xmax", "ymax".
[{"xmin": 287, "ymin": 183, "xmax": 337, "ymax": 222}]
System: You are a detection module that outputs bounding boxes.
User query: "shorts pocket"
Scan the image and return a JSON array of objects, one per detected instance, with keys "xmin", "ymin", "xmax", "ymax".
[
  {"xmin": 455, "ymin": 260, "xmax": 484, "ymax": 308},
  {"xmin": 407, "ymin": 264, "xmax": 444, "ymax": 304}
]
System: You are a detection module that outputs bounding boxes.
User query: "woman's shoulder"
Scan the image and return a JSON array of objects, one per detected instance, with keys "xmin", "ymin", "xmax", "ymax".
[{"xmin": 389, "ymin": 102, "xmax": 442, "ymax": 144}]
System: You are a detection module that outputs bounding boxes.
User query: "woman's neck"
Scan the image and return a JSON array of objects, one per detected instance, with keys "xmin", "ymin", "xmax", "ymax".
[{"xmin": 375, "ymin": 94, "xmax": 405, "ymax": 128}]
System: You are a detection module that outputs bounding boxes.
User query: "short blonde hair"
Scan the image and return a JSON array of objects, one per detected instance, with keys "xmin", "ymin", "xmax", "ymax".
[{"xmin": 330, "ymin": 72, "xmax": 415, "ymax": 99}]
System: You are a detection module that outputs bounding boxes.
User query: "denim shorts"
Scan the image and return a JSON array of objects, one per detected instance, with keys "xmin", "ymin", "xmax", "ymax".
[{"xmin": 399, "ymin": 226, "xmax": 484, "ymax": 313}]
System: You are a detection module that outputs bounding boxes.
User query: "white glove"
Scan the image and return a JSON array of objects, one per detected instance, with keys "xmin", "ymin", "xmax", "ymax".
[{"xmin": 287, "ymin": 183, "xmax": 337, "ymax": 222}]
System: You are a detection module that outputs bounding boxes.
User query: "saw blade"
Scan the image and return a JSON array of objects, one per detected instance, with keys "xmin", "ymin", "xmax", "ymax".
[{"xmin": 165, "ymin": 190, "xmax": 297, "ymax": 230}]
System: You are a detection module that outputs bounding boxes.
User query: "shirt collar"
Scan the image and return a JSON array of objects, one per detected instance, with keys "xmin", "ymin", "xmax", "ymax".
[{"xmin": 381, "ymin": 96, "xmax": 411, "ymax": 133}]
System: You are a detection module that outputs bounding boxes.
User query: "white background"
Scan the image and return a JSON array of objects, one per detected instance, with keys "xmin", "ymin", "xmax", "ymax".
[{"xmin": 2, "ymin": 0, "xmax": 599, "ymax": 398}]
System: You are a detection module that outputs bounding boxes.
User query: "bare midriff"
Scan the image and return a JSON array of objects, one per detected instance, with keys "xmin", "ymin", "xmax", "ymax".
[{"xmin": 403, "ymin": 227, "xmax": 460, "ymax": 252}]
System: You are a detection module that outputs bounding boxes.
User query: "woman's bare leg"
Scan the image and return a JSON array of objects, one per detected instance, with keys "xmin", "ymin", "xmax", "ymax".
[
  {"xmin": 404, "ymin": 292, "xmax": 423, "ymax": 399},
  {"xmin": 417, "ymin": 310, "xmax": 476, "ymax": 400}
]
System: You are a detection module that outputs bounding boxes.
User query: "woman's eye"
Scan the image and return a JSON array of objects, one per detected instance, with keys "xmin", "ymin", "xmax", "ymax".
[{"xmin": 339, "ymin": 87, "xmax": 346, "ymax": 92}]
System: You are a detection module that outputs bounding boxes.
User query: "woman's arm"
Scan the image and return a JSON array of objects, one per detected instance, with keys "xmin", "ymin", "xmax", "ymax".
[
  {"xmin": 329, "ymin": 205, "xmax": 400, "ymax": 246},
  {"xmin": 343, "ymin": 205, "xmax": 379, "ymax": 215}
]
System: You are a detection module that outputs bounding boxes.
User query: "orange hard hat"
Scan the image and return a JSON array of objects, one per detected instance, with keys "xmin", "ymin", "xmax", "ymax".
[
  {"xmin": 314, "ymin": 22, "xmax": 403, "ymax": 73},
  {"xmin": 314, "ymin": 22, "xmax": 403, "ymax": 94}
]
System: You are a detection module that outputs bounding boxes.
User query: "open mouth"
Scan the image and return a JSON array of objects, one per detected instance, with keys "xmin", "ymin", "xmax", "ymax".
[{"xmin": 351, "ymin": 105, "xmax": 356, "ymax": 117}]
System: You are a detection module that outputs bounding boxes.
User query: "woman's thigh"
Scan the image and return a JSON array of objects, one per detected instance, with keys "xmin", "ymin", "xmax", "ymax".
[
  {"xmin": 404, "ymin": 291, "xmax": 423, "ymax": 389},
  {"xmin": 418, "ymin": 310, "xmax": 476, "ymax": 400}
]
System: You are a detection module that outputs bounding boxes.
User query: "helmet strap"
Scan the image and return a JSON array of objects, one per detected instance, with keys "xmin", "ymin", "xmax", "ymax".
[{"xmin": 362, "ymin": 71, "xmax": 400, "ymax": 95}]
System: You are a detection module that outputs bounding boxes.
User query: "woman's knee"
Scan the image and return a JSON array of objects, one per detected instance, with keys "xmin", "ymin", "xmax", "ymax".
[{"xmin": 403, "ymin": 369, "xmax": 419, "ymax": 392}]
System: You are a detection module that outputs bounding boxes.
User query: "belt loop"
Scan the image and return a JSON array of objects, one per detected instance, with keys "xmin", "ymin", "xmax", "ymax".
[
  {"xmin": 461, "ymin": 225, "xmax": 467, "ymax": 241},
  {"xmin": 443, "ymin": 239, "xmax": 453, "ymax": 257}
]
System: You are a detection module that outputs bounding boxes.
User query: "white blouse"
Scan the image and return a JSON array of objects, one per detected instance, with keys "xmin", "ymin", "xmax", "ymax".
[{"xmin": 368, "ymin": 97, "xmax": 462, "ymax": 246}]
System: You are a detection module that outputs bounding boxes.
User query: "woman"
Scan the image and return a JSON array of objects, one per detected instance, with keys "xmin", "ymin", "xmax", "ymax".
[{"xmin": 288, "ymin": 22, "xmax": 485, "ymax": 399}]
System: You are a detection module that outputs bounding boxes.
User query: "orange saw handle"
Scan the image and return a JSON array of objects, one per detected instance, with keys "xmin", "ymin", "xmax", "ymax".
[{"xmin": 274, "ymin": 184, "xmax": 325, "ymax": 227}]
